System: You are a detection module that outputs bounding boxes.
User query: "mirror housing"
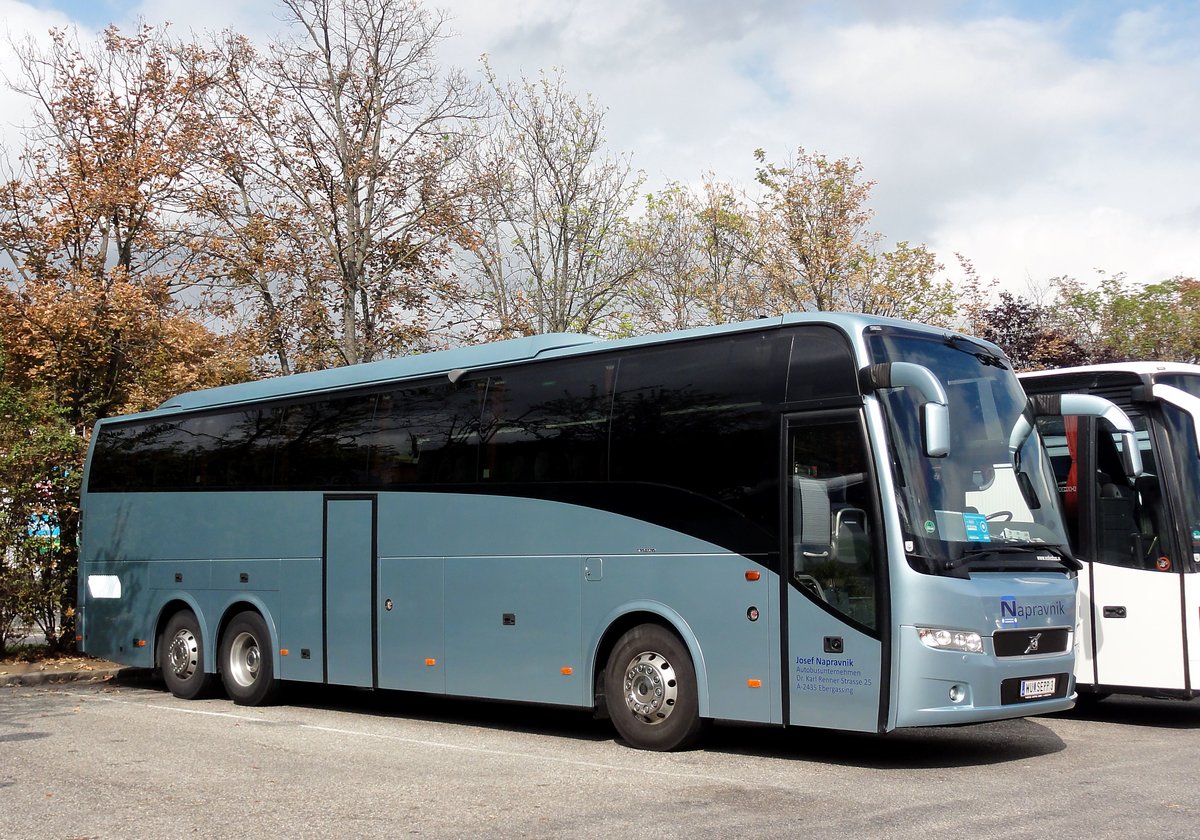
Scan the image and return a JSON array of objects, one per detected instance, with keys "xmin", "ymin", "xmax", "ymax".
[
  {"xmin": 862, "ymin": 362, "xmax": 950, "ymax": 457},
  {"xmin": 1027, "ymin": 393, "xmax": 1144, "ymax": 479}
]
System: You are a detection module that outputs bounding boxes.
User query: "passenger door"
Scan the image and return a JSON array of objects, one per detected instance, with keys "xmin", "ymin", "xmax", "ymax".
[
  {"xmin": 1040, "ymin": 414, "xmax": 1186, "ymax": 691},
  {"xmin": 785, "ymin": 411, "xmax": 885, "ymax": 731}
]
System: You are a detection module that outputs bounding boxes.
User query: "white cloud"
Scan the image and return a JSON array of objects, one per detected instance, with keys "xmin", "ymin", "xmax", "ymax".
[
  {"xmin": 4, "ymin": 0, "xmax": 1197, "ymax": 293},
  {"xmin": 0, "ymin": 1, "xmax": 82, "ymax": 158}
]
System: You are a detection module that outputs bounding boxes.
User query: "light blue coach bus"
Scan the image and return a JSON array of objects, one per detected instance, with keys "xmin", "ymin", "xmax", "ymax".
[{"xmin": 79, "ymin": 313, "xmax": 1087, "ymax": 750}]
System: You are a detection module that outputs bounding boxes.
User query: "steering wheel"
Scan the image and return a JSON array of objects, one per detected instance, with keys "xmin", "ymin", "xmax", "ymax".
[{"xmin": 986, "ymin": 511, "xmax": 1013, "ymax": 522}]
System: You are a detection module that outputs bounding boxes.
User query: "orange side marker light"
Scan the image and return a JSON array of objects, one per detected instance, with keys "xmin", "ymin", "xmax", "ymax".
[
  {"xmin": 745, "ymin": 570, "xmax": 761, "ymax": 581},
  {"xmin": 747, "ymin": 679, "xmax": 762, "ymax": 688}
]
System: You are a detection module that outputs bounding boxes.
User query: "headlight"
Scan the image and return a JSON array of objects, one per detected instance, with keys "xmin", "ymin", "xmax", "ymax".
[{"xmin": 917, "ymin": 626, "xmax": 984, "ymax": 654}]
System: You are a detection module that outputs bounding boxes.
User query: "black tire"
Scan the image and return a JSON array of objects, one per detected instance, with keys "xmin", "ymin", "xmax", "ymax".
[
  {"xmin": 159, "ymin": 610, "xmax": 217, "ymax": 700},
  {"xmin": 604, "ymin": 624, "xmax": 705, "ymax": 751},
  {"xmin": 219, "ymin": 611, "xmax": 280, "ymax": 706}
]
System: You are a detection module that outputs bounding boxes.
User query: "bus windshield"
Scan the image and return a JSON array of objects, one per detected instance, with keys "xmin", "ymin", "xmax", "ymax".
[{"xmin": 868, "ymin": 328, "xmax": 1070, "ymax": 575}]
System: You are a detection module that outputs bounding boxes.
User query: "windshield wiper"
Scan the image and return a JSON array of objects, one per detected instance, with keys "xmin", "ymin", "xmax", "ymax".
[{"xmin": 943, "ymin": 335, "xmax": 1008, "ymax": 370}]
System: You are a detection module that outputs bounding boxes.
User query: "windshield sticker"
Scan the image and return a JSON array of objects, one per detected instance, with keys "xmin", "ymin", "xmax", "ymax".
[
  {"xmin": 923, "ymin": 520, "xmax": 936, "ymax": 535},
  {"xmin": 963, "ymin": 512, "xmax": 991, "ymax": 542}
]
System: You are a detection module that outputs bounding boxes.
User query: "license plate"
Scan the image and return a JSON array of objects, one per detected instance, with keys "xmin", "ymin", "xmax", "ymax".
[{"xmin": 1019, "ymin": 676, "xmax": 1057, "ymax": 699}]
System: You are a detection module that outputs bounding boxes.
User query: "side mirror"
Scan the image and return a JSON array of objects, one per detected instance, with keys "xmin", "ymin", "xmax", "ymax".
[
  {"xmin": 1027, "ymin": 393, "xmax": 1144, "ymax": 479},
  {"xmin": 862, "ymin": 362, "xmax": 950, "ymax": 458}
]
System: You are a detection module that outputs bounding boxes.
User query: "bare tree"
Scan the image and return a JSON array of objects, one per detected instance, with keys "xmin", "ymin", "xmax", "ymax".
[
  {"xmin": 752, "ymin": 147, "xmax": 954, "ymax": 323},
  {"xmin": 202, "ymin": 0, "xmax": 484, "ymax": 369},
  {"xmin": 624, "ymin": 178, "xmax": 770, "ymax": 332},
  {"xmin": 462, "ymin": 63, "xmax": 644, "ymax": 338}
]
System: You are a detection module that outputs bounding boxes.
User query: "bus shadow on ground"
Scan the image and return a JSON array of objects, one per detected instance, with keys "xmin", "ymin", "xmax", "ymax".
[
  {"xmin": 283, "ymin": 681, "xmax": 614, "ymax": 742},
  {"xmin": 1051, "ymin": 694, "xmax": 1200, "ymax": 729},
  {"xmin": 119, "ymin": 675, "xmax": 1067, "ymax": 768},
  {"xmin": 703, "ymin": 716, "xmax": 1064, "ymax": 769},
  {"xmin": 282, "ymin": 680, "xmax": 1066, "ymax": 769}
]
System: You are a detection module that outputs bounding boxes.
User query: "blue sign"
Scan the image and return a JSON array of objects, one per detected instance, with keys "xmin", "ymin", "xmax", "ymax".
[
  {"xmin": 28, "ymin": 515, "xmax": 60, "ymax": 541},
  {"xmin": 963, "ymin": 512, "xmax": 991, "ymax": 542}
]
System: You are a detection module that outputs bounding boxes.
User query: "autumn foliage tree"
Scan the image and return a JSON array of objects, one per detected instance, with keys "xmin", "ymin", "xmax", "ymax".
[
  {"xmin": 623, "ymin": 178, "xmax": 770, "ymax": 332},
  {"xmin": 967, "ymin": 291, "xmax": 1086, "ymax": 371},
  {"xmin": 752, "ymin": 147, "xmax": 956, "ymax": 325},
  {"xmin": 0, "ymin": 24, "xmax": 249, "ymax": 650},
  {"xmin": 0, "ymin": 25, "xmax": 243, "ymax": 417},
  {"xmin": 1050, "ymin": 273, "xmax": 1200, "ymax": 364}
]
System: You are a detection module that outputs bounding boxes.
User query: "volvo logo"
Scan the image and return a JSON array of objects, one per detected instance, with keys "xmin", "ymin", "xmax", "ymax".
[{"xmin": 1024, "ymin": 632, "xmax": 1043, "ymax": 654}]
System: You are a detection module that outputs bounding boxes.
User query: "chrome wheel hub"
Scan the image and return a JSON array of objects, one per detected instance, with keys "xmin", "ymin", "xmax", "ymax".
[
  {"xmin": 622, "ymin": 651, "xmax": 678, "ymax": 724},
  {"xmin": 227, "ymin": 631, "xmax": 260, "ymax": 688},
  {"xmin": 167, "ymin": 629, "xmax": 199, "ymax": 679}
]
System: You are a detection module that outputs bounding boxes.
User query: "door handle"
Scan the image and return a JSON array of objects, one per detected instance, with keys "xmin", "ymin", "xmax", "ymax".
[{"xmin": 1103, "ymin": 606, "xmax": 1127, "ymax": 619}]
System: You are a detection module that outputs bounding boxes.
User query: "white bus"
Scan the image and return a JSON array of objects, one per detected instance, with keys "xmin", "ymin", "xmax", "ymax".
[{"xmin": 1022, "ymin": 362, "xmax": 1200, "ymax": 700}]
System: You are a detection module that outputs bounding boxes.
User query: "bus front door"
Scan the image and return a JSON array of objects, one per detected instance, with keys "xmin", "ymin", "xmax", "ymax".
[
  {"xmin": 324, "ymin": 495, "xmax": 377, "ymax": 688},
  {"xmin": 1043, "ymin": 413, "xmax": 1188, "ymax": 693},
  {"xmin": 785, "ymin": 412, "xmax": 885, "ymax": 732},
  {"xmin": 1087, "ymin": 418, "xmax": 1186, "ymax": 692}
]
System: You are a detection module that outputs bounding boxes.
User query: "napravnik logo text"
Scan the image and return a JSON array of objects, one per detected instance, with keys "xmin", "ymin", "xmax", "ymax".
[{"xmin": 1000, "ymin": 595, "xmax": 1067, "ymax": 626}]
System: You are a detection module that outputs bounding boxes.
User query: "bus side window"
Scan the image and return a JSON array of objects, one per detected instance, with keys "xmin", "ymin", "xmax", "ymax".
[
  {"xmin": 371, "ymin": 382, "xmax": 483, "ymax": 486},
  {"xmin": 611, "ymin": 333, "xmax": 790, "ymax": 532},
  {"xmin": 479, "ymin": 360, "xmax": 613, "ymax": 484},
  {"xmin": 1109, "ymin": 416, "xmax": 1168, "ymax": 571}
]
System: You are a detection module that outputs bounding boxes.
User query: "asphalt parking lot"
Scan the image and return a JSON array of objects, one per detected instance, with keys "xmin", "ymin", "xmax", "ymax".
[{"xmin": 2, "ymin": 678, "xmax": 1197, "ymax": 839}]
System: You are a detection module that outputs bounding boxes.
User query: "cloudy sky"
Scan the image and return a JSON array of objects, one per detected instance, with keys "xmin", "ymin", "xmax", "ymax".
[{"xmin": 3, "ymin": 0, "xmax": 1197, "ymax": 295}]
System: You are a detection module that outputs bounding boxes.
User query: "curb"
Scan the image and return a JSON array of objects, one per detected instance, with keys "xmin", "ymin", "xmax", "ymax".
[{"xmin": 0, "ymin": 667, "xmax": 157, "ymax": 689}]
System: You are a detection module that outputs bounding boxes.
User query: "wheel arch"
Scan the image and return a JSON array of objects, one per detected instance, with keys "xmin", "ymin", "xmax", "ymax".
[
  {"xmin": 590, "ymin": 601, "xmax": 710, "ymax": 718},
  {"xmin": 216, "ymin": 597, "xmax": 280, "ymax": 676}
]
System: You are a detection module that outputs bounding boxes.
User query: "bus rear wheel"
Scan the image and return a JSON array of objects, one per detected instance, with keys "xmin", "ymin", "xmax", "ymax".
[
  {"xmin": 160, "ymin": 610, "xmax": 216, "ymax": 700},
  {"xmin": 605, "ymin": 624, "xmax": 705, "ymax": 751},
  {"xmin": 220, "ymin": 611, "xmax": 280, "ymax": 706}
]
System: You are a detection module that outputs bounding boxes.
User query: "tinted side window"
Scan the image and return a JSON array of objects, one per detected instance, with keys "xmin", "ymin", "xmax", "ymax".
[
  {"xmin": 89, "ymin": 421, "xmax": 174, "ymax": 491},
  {"xmin": 188, "ymin": 409, "xmax": 281, "ymax": 488},
  {"xmin": 89, "ymin": 409, "xmax": 281, "ymax": 491},
  {"xmin": 480, "ymin": 359, "xmax": 615, "ymax": 484},
  {"xmin": 274, "ymin": 394, "xmax": 378, "ymax": 487},
  {"xmin": 786, "ymin": 325, "xmax": 859, "ymax": 404},
  {"xmin": 1157, "ymin": 374, "xmax": 1200, "ymax": 401},
  {"xmin": 370, "ymin": 381, "xmax": 484, "ymax": 486},
  {"xmin": 610, "ymin": 332, "xmax": 790, "ymax": 534}
]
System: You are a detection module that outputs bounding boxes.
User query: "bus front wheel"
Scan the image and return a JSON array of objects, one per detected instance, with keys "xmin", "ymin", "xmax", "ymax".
[
  {"xmin": 160, "ymin": 610, "xmax": 216, "ymax": 700},
  {"xmin": 605, "ymin": 624, "xmax": 705, "ymax": 751},
  {"xmin": 219, "ymin": 611, "xmax": 280, "ymax": 706}
]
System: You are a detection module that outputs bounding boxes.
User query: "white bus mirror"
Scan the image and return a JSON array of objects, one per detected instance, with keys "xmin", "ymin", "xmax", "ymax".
[{"xmin": 1027, "ymin": 393, "xmax": 1144, "ymax": 479}]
